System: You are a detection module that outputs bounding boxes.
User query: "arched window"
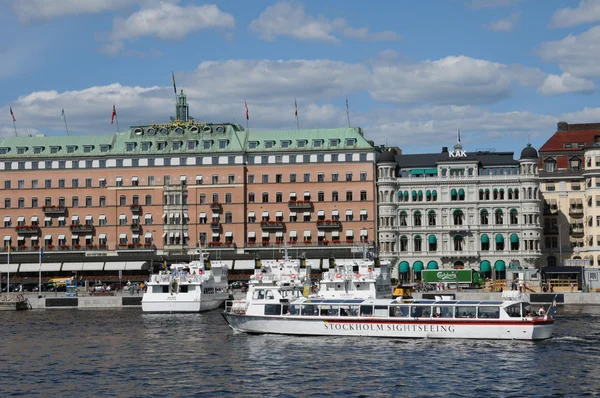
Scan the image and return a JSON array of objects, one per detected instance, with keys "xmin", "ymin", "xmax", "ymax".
[
  {"xmin": 428, "ymin": 235, "xmax": 437, "ymax": 251},
  {"xmin": 428, "ymin": 210, "xmax": 436, "ymax": 226},
  {"xmin": 495, "ymin": 209, "xmax": 503, "ymax": 225},
  {"xmin": 414, "ymin": 211, "xmax": 422, "ymax": 226},
  {"xmin": 479, "ymin": 189, "xmax": 484, "ymax": 200},
  {"xmin": 453, "ymin": 209, "xmax": 463, "ymax": 225},
  {"xmin": 414, "ymin": 235, "xmax": 422, "ymax": 252},
  {"xmin": 453, "ymin": 235, "xmax": 463, "ymax": 251},
  {"xmin": 400, "ymin": 236, "xmax": 408, "ymax": 252},
  {"xmin": 399, "ymin": 211, "xmax": 407, "ymax": 226},
  {"xmin": 480, "ymin": 209, "xmax": 489, "ymax": 225},
  {"xmin": 570, "ymin": 157, "xmax": 581, "ymax": 171},
  {"xmin": 499, "ymin": 188, "xmax": 504, "ymax": 200},
  {"xmin": 451, "ymin": 189, "xmax": 457, "ymax": 201},
  {"xmin": 481, "ymin": 234, "xmax": 490, "ymax": 251},
  {"xmin": 510, "ymin": 234, "xmax": 519, "ymax": 250},
  {"xmin": 496, "ymin": 234, "xmax": 505, "ymax": 250},
  {"xmin": 510, "ymin": 209, "xmax": 518, "ymax": 225},
  {"xmin": 507, "ymin": 188, "xmax": 513, "ymax": 200},
  {"xmin": 514, "ymin": 189, "xmax": 519, "ymax": 200},
  {"xmin": 145, "ymin": 194, "xmax": 152, "ymax": 205},
  {"xmin": 544, "ymin": 159, "xmax": 556, "ymax": 172},
  {"xmin": 458, "ymin": 188, "xmax": 465, "ymax": 201}
]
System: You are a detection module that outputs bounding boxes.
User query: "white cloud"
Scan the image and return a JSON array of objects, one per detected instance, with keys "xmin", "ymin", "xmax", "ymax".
[
  {"xmin": 370, "ymin": 55, "xmax": 544, "ymax": 105},
  {"xmin": 109, "ymin": 3, "xmax": 235, "ymax": 41},
  {"xmin": 12, "ymin": 0, "xmax": 140, "ymax": 23},
  {"xmin": 99, "ymin": 41, "xmax": 125, "ymax": 57},
  {"xmin": 487, "ymin": 12, "xmax": 520, "ymax": 31},
  {"xmin": 538, "ymin": 73, "xmax": 595, "ymax": 96},
  {"xmin": 465, "ymin": 0, "xmax": 519, "ymax": 9},
  {"xmin": 537, "ymin": 25, "xmax": 600, "ymax": 78},
  {"xmin": 249, "ymin": 1, "xmax": 399, "ymax": 43},
  {"xmin": 550, "ymin": 0, "xmax": 600, "ymax": 28}
]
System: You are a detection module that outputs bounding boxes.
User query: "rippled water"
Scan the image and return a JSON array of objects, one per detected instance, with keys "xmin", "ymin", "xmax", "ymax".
[{"xmin": 1, "ymin": 305, "xmax": 599, "ymax": 397}]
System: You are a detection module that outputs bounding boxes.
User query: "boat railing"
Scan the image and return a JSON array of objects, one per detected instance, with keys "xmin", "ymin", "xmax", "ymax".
[
  {"xmin": 224, "ymin": 300, "xmax": 248, "ymax": 314},
  {"xmin": 151, "ymin": 273, "xmax": 208, "ymax": 284}
]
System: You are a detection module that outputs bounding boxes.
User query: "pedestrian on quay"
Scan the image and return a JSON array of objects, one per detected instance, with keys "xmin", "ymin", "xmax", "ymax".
[{"xmin": 570, "ymin": 281, "xmax": 575, "ymax": 292}]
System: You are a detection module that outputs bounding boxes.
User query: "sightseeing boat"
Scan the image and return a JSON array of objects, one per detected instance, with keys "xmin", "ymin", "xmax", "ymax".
[
  {"xmin": 142, "ymin": 248, "xmax": 229, "ymax": 313},
  {"xmin": 249, "ymin": 246, "xmax": 308, "ymax": 289},
  {"xmin": 222, "ymin": 288, "xmax": 555, "ymax": 340}
]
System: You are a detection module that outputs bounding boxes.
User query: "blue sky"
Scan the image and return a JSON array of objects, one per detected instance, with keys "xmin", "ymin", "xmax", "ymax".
[{"xmin": 2, "ymin": 0, "xmax": 600, "ymax": 154}]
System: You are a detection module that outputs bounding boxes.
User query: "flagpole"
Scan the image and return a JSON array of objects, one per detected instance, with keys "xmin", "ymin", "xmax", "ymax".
[
  {"xmin": 62, "ymin": 108, "xmax": 70, "ymax": 136},
  {"xmin": 295, "ymin": 98, "xmax": 300, "ymax": 130},
  {"xmin": 115, "ymin": 114, "xmax": 120, "ymax": 133},
  {"xmin": 12, "ymin": 120, "xmax": 17, "ymax": 137},
  {"xmin": 346, "ymin": 97, "xmax": 351, "ymax": 127}
]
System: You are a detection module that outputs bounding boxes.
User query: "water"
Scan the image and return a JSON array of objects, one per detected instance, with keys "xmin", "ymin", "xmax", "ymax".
[{"xmin": 1, "ymin": 306, "xmax": 599, "ymax": 397}]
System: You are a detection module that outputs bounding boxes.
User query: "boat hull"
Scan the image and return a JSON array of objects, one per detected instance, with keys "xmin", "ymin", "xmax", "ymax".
[
  {"xmin": 222, "ymin": 314, "xmax": 554, "ymax": 340},
  {"xmin": 142, "ymin": 293, "xmax": 228, "ymax": 313}
]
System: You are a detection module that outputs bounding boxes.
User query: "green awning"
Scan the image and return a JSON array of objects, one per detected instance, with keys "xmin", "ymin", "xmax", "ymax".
[
  {"xmin": 499, "ymin": 188, "xmax": 504, "ymax": 192},
  {"xmin": 451, "ymin": 189, "xmax": 457, "ymax": 196},
  {"xmin": 494, "ymin": 260, "xmax": 506, "ymax": 271},
  {"xmin": 432, "ymin": 190, "xmax": 437, "ymax": 196},
  {"xmin": 410, "ymin": 169, "xmax": 425, "ymax": 175},
  {"xmin": 458, "ymin": 188, "xmax": 465, "ymax": 195},
  {"xmin": 453, "ymin": 209, "xmax": 463, "ymax": 215},
  {"xmin": 428, "ymin": 235, "xmax": 437, "ymax": 244},
  {"xmin": 428, "ymin": 210, "xmax": 436, "ymax": 214},
  {"xmin": 480, "ymin": 208, "xmax": 488, "ymax": 213},
  {"xmin": 508, "ymin": 188, "xmax": 513, "ymax": 193},
  {"xmin": 397, "ymin": 191, "xmax": 403, "ymax": 197},
  {"xmin": 412, "ymin": 190, "xmax": 417, "ymax": 197},
  {"xmin": 493, "ymin": 188, "xmax": 498, "ymax": 192},
  {"xmin": 417, "ymin": 190, "xmax": 423, "ymax": 196},
  {"xmin": 485, "ymin": 189, "xmax": 490, "ymax": 193},
  {"xmin": 481, "ymin": 234, "xmax": 489, "ymax": 243},
  {"xmin": 404, "ymin": 191, "xmax": 409, "ymax": 197},
  {"xmin": 510, "ymin": 234, "xmax": 519, "ymax": 243},
  {"xmin": 426, "ymin": 190, "xmax": 431, "ymax": 196},
  {"xmin": 427, "ymin": 261, "xmax": 438, "ymax": 270},
  {"xmin": 398, "ymin": 261, "xmax": 410, "ymax": 273},
  {"xmin": 510, "ymin": 208, "xmax": 517, "ymax": 213},
  {"xmin": 414, "ymin": 235, "xmax": 422, "ymax": 239},
  {"xmin": 495, "ymin": 209, "xmax": 503, "ymax": 213},
  {"xmin": 413, "ymin": 261, "xmax": 424, "ymax": 272},
  {"xmin": 425, "ymin": 168, "xmax": 438, "ymax": 174},
  {"xmin": 400, "ymin": 211, "xmax": 407, "ymax": 215},
  {"xmin": 496, "ymin": 234, "xmax": 504, "ymax": 243},
  {"xmin": 414, "ymin": 210, "xmax": 421, "ymax": 215},
  {"xmin": 479, "ymin": 188, "xmax": 484, "ymax": 193},
  {"xmin": 480, "ymin": 260, "xmax": 491, "ymax": 272}
]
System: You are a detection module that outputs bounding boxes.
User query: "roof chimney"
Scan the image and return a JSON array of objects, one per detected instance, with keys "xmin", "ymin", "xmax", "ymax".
[
  {"xmin": 557, "ymin": 121, "xmax": 568, "ymax": 132},
  {"xmin": 442, "ymin": 146, "xmax": 448, "ymax": 153}
]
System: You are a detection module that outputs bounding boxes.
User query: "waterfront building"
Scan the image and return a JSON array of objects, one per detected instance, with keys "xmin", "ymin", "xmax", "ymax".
[
  {"xmin": 538, "ymin": 121, "xmax": 600, "ymax": 268},
  {"xmin": 0, "ymin": 92, "xmax": 378, "ymax": 269},
  {"xmin": 377, "ymin": 137, "xmax": 542, "ymax": 281}
]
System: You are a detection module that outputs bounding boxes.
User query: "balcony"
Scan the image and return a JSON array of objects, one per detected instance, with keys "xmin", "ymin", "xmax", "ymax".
[
  {"xmin": 569, "ymin": 207, "xmax": 584, "ymax": 217},
  {"xmin": 210, "ymin": 202, "xmax": 222, "ymax": 212},
  {"xmin": 130, "ymin": 204, "xmax": 142, "ymax": 213},
  {"xmin": 260, "ymin": 220, "xmax": 285, "ymax": 231},
  {"xmin": 69, "ymin": 224, "xmax": 95, "ymax": 233},
  {"xmin": 42, "ymin": 205, "xmax": 67, "ymax": 214},
  {"xmin": 210, "ymin": 222, "xmax": 221, "ymax": 231},
  {"xmin": 115, "ymin": 243, "xmax": 156, "ymax": 251},
  {"xmin": 15, "ymin": 225, "xmax": 40, "ymax": 234},
  {"xmin": 316, "ymin": 220, "xmax": 342, "ymax": 230},
  {"xmin": 130, "ymin": 223, "xmax": 142, "ymax": 232},
  {"xmin": 570, "ymin": 227, "xmax": 584, "ymax": 237},
  {"xmin": 288, "ymin": 200, "xmax": 312, "ymax": 210}
]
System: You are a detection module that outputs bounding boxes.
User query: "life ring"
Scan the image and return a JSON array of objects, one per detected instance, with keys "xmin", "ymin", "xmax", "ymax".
[
  {"xmin": 335, "ymin": 273, "xmax": 342, "ymax": 279},
  {"xmin": 257, "ymin": 273, "xmax": 263, "ymax": 280},
  {"xmin": 368, "ymin": 268, "xmax": 372, "ymax": 273},
  {"xmin": 198, "ymin": 270, "xmax": 203, "ymax": 275},
  {"xmin": 291, "ymin": 274, "xmax": 297, "ymax": 279},
  {"xmin": 354, "ymin": 273, "xmax": 361, "ymax": 279}
]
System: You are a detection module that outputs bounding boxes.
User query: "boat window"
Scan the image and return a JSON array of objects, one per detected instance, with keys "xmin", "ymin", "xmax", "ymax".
[
  {"xmin": 478, "ymin": 306, "xmax": 500, "ymax": 319},
  {"xmin": 411, "ymin": 306, "xmax": 432, "ymax": 318},
  {"xmin": 301, "ymin": 304, "xmax": 319, "ymax": 316},
  {"xmin": 390, "ymin": 305, "xmax": 409, "ymax": 318},
  {"xmin": 288, "ymin": 305, "xmax": 299, "ymax": 315},
  {"xmin": 180, "ymin": 285, "xmax": 188, "ymax": 293},
  {"xmin": 252, "ymin": 289, "xmax": 265, "ymax": 300},
  {"xmin": 265, "ymin": 290, "xmax": 275, "ymax": 300},
  {"xmin": 433, "ymin": 306, "xmax": 453, "ymax": 318},
  {"xmin": 360, "ymin": 305, "xmax": 373, "ymax": 317},
  {"xmin": 456, "ymin": 306, "xmax": 477, "ymax": 318},
  {"xmin": 374, "ymin": 306, "xmax": 388, "ymax": 317},
  {"xmin": 264, "ymin": 304, "xmax": 282, "ymax": 316},
  {"xmin": 523, "ymin": 303, "xmax": 534, "ymax": 317},
  {"xmin": 505, "ymin": 303, "xmax": 522, "ymax": 318},
  {"xmin": 339, "ymin": 305, "xmax": 359, "ymax": 316},
  {"xmin": 320, "ymin": 305, "xmax": 339, "ymax": 316}
]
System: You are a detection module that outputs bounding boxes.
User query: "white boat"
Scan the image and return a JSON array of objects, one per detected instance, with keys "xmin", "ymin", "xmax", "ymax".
[
  {"xmin": 142, "ymin": 248, "xmax": 229, "ymax": 313},
  {"xmin": 249, "ymin": 246, "xmax": 307, "ymax": 288},
  {"xmin": 317, "ymin": 254, "xmax": 392, "ymax": 299},
  {"xmin": 222, "ymin": 288, "xmax": 555, "ymax": 340}
]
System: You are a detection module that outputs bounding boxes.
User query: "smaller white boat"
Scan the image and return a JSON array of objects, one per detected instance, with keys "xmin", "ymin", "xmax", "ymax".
[
  {"xmin": 223, "ymin": 288, "xmax": 555, "ymax": 340},
  {"xmin": 249, "ymin": 245, "xmax": 307, "ymax": 288},
  {"xmin": 142, "ymin": 247, "xmax": 229, "ymax": 313}
]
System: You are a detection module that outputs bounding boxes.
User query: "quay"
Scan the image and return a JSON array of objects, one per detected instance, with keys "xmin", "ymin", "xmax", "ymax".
[{"xmin": 13, "ymin": 290, "xmax": 600, "ymax": 310}]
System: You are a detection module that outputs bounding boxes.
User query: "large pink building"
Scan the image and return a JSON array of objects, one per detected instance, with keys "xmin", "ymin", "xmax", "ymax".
[{"xmin": 0, "ymin": 94, "xmax": 379, "ymax": 273}]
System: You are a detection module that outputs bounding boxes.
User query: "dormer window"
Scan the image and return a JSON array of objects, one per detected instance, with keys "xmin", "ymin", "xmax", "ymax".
[
  {"xmin": 313, "ymin": 139, "xmax": 323, "ymax": 147},
  {"xmin": 329, "ymin": 139, "xmax": 340, "ymax": 146},
  {"xmin": 297, "ymin": 140, "xmax": 307, "ymax": 148},
  {"xmin": 570, "ymin": 157, "xmax": 581, "ymax": 171},
  {"xmin": 66, "ymin": 146, "xmax": 77, "ymax": 153},
  {"xmin": 16, "ymin": 147, "xmax": 27, "ymax": 154},
  {"xmin": 345, "ymin": 138, "xmax": 356, "ymax": 146},
  {"xmin": 172, "ymin": 141, "xmax": 182, "ymax": 150},
  {"xmin": 141, "ymin": 142, "xmax": 152, "ymax": 151},
  {"xmin": 100, "ymin": 145, "xmax": 110, "ymax": 152},
  {"xmin": 157, "ymin": 141, "xmax": 167, "ymax": 150},
  {"xmin": 0, "ymin": 147, "xmax": 8, "ymax": 154},
  {"xmin": 281, "ymin": 140, "xmax": 291, "ymax": 148},
  {"xmin": 565, "ymin": 143, "xmax": 572, "ymax": 149},
  {"xmin": 33, "ymin": 146, "xmax": 44, "ymax": 154},
  {"xmin": 248, "ymin": 141, "xmax": 259, "ymax": 149},
  {"xmin": 83, "ymin": 145, "xmax": 93, "ymax": 153},
  {"xmin": 126, "ymin": 143, "xmax": 136, "ymax": 152},
  {"xmin": 50, "ymin": 146, "xmax": 60, "ymax": 154},
  {"xmin": 203, "ymin": 140, "xmax": 213, "ymax": 149},
  {"xmin": 218, "ymin": 140, "xmax": 229, "ymax": 149},
  {"xmin": 187, "ymin": 140, "xmax": 197, "ymax": 150},
  {"xmin": 544, "ymin": 159, "xmax": 556, "ymax": 172},
  {"xmin": 264, "ymin": 140, "xmax": 275, "ymax": 148}
]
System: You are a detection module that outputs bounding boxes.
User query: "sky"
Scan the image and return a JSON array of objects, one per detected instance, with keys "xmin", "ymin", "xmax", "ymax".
[{"xmin": 2, "ymin": 0, "xmax": 600, "ymax": 154}]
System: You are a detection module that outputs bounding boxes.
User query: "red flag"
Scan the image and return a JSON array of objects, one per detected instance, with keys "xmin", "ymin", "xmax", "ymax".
[
  {"xmin": 245, "ymin": 101, "xmax": 249, "ymax": 120},
  {"xmin": 111, "ymin": 104, "xmax": 117, "ymax": 124},
  {"xmin": 10, "ymin": 106, "xmax": 15, "ymax": 122}
]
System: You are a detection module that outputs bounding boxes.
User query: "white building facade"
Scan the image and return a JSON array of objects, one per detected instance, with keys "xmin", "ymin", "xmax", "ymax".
[{"xmin": 377, "ymin": 142, "xmax": 542, "ymax": 281}]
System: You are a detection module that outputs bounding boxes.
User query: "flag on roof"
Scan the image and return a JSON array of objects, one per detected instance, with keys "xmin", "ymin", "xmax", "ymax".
[
  {"xmin": 10, "ymin": 106, "xmax": 15, "ymax": 122},
  {"xmin": 111, "ymin": 104, "xmax": 117, "ymax": 124}
]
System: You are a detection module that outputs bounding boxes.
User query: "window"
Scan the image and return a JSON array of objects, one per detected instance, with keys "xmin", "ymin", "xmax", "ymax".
[
  {"xmin": 248, "ymin": 193, "xmax": 255, "ymax": 203},
  {"xmin": 228, "ymin": 175, "xmax": 235, "ymax": 184},
  {"xmin": 318, "ymin": 173, "xmax": 325, "ymax": 182},
  {"xmin": 212, "ymin": 175, "xmax": 218, "ymax": 184},
  {"xmin": 360, "ymin": 172, "xmax": 367, "ymax": 181},
  {"xmin": 414, "ymin": 211, "xmax": 422, "ymax": 226},
  {"xmin": 262, "ymin": 193, "xmax": 269, "ymax": 203},
  {"xmin": 510, "ymin": 210, "xmax": 518, "ymax": 225},
  {"xmin": 58, "ymin": 179, "xmax": 65, "ymax": 189},
  {"xmin": 148, "ymin": 176, "xmax": 154, "ymax": 186},
  {"xmin": 264, "ymin": 140, "xmax": 274, "ymax": 148},
  {"xmin": 225, "ymin": 193, "xmax": 232, "ymax": 204},
  {"xmin": 275, "ymin": 174, "xmax": 283, "ymax": 184},
  {"xmin": 72, "ymin": 178, "xmax": 79, "ymax": 188},
  {"xmin": 225, "ymin": 212, "xmax": 232, "ymax": 223},
  {"xmin": 480, "ymin": 210, "xmax": 489, "ymax": 225},
  {"xmin": 290, "ymin": 173, "xmax": 296, "ymax": 183},
  {"xmin": 203, "ymin": 140, "xmax": 212, "ymax": 149},
  {"xmin": 346, "ymin": 191, "xmax": 353, "ymax": 201},
  {"xmin": 289, "ymin": 155, "xmax": 296, "ymax": 163},
  {"xmin": 453, "ymin": 210, "xmax": 463, "ymax": 225},
  {"xmin": 428, "ymin": 211, "xmax": 436, "ymax": 226},
  {"xmin": 454, "ymin": 235, "xmax": 463, "ymax": 251},
  {"xmin": 414, "ymin": 236, "xmax": 422, "ymax": 252},
  {"xmin": 126, "ymin": 142, "xmax": 135, "ymax": 151},
  {"xmin": 261, "ymin": 155, "xmax": 268, "ymax": 163},
  {"xmin": 544, "ymin": 159, "xmax": 556, "ymax": 172},
  {"xmin": 120, "ymin": 195, "xmax": 127, "ymax": 206},
  {"xmin": 18, "ymin": 180, "xmax": 25, "ymax": 189},
  {"xmin": 219, "ymin": 140, "xmax": 228, "ymax": 149},
  {"xmin": 4, "ymin": 198, "xmax": 10, "ymax": 209},
  {"xmin": 248, "ymin": 141, "xmax": 258, "ymax": 149},
  {"xmin": 360, "ymin": 191, "xmax": 367, "ymax": 201},
  {"xmin": 346, "ymin": 172, "xmax": 353, "ymax": 182},
  {"xmin": 346, "ymin": 138, "xmax": 356, "ymax": 146},
  {"xmin": 262, "ymin": 174, "xmax": 269, "ymax": 184},
  {"xmin": 313, "ymin": 139, "xmax": 323, "ymax": 147},
  {"xmin": 31, "ymin": 197, "xmax": 38, "ymax": 208},
  {"xmin": 400, "ymin": 236, "xmax": 408, "ymax": 251},
  {"xmin": 318, "ymin": 192, "xmax": 325, "ymax": 202},
  {"xmin": 332, "ymin": 173, "xmax": 339, "ymax": 182},
  {"xmin": 18, "ymin": 197, "xmax": 24, "ymax": 208},
  {"xmin": 495, "ymin": 210, "xmax": 503, "ymax": 225},
  {"xmin": 212, "ymin": 193, "xmax": 219, "ymax": 203},
  {"xmin": 72, "ymin": 196, "xmax": 79, "ymax": 207},
  {"xmin": 86, "ymin": 196, "xmax": 92, "ymax": 207},
  {"xmin": 332, "ymin": 191, "xmax": 338, "ymax": 202},
  {"xmin": 248, "ymin": 174, "xmax": 255, "ymax": 184},
  {"xmin": 304, "ymin": 173, "xmax": 310, "ymax": 182},
  {"xmin": 276, "ymin": 192, "xmax": 283, "ymax": 203}
]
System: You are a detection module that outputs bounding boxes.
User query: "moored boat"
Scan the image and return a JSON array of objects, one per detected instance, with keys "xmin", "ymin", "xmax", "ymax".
[
  {"xmin": 142, "ymin": 247, "xmax": 229, "ymax": 313},
  {"xmin": 222, "ymin": 288, "xmax": 555, "ymax": 340}
]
